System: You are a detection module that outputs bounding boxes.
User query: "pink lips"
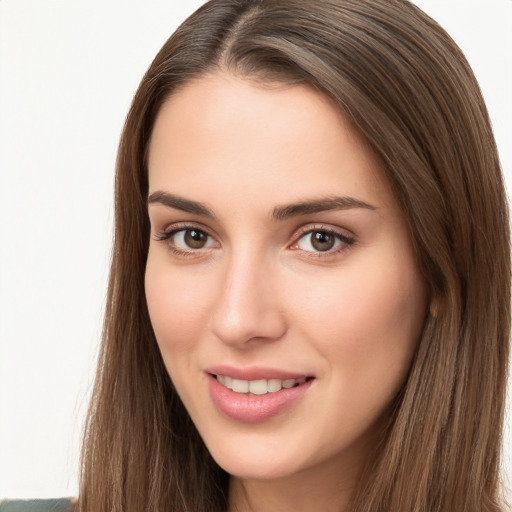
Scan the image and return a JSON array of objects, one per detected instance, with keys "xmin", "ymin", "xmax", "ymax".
[{"xmin": 206, "ymin": 366, "xmax": 314, "ymax": 423}]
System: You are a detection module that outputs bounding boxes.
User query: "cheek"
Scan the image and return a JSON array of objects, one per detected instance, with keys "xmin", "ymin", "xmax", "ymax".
[
  {"xmin": 145, "ymin": 256, "xmax": 212, "ymax": 357},
  {"xmin": 292, "ymin": 250, "xmax": 427, "ymax": 395}
]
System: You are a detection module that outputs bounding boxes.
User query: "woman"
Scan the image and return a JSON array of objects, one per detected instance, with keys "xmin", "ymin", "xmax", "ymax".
[{"xmin": 77, "ymin": 0, "xmax": 510, "ymax": 511}]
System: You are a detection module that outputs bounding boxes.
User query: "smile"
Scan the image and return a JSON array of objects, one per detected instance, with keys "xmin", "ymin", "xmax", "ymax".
[
  {"xmin": 207, "ymin": 371, "xmax": 315, "ymax": 423},
  {"xmin": 215, "ymin": 374, "xmax": 307, "ymax": 395}
]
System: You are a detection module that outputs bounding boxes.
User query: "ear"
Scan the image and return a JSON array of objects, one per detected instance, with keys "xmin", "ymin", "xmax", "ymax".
[{"xmin": 429, "ymin": 291, "xmax": 443, "ymax": 318}]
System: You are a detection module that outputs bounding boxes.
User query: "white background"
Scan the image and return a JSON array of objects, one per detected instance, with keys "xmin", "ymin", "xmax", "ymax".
[{"xmin": 0, "ymin": 0, "xmax": 511, "ymax": 501}]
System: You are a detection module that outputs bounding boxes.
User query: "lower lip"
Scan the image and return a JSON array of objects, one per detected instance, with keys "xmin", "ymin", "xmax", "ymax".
[{"xmin": 207, "ymin": 374, "xmax": 313, "ymax": 423}]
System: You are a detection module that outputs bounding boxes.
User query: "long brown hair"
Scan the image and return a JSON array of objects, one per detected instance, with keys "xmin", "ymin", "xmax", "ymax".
[{"xmin": 78, "ymin": 1, "xmax": 510, "ymax": 511}]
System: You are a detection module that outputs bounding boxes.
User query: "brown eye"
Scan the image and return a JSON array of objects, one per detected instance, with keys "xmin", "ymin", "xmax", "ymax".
[
  {"xmin": 155, "ymin": 226, "xmax": 218, "ymax": 254},
  {"xmin": 295, "ymin": 229, "xmax": 352, "ymax": 254},
  {"xmin": 310, "ymin": 231, "xmax": 335, "ymax": 251},
  {"xmin": 184, "ymin": 229, "xmax": 208, "ymax": 249}
]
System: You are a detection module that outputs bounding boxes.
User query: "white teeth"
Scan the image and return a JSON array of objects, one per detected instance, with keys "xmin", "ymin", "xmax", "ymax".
[
  {"xmin": 232, "ymin": 379, "xmax": 249, "ymax": 393},
  {"xmin": 267, "ymin": 379, "xmax": 282, "ymax": 392},
  {"xmin": 216, "ymin": 375, "xmax": 307, "ymax": 395},
  {"xmin": 249, "ymin": 379, "xmax": 268, "ymax": 395},
  {"xmin": 282, "ymin": 379, "xmax": 296, "ymax": 389}
]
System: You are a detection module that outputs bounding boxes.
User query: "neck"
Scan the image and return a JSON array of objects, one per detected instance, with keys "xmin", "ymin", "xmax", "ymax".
[{"xmin": 226, "ymin": 455, "xmax": 359, "ymax": 512}]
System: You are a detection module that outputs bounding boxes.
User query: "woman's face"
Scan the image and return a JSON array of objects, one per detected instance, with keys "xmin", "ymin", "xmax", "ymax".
[{"xmin": 145, "ymin": 73, "xmax": 428, "ymax": 482}]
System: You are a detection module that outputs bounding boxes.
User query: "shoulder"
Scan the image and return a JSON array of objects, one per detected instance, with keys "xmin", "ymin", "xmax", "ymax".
[{"xmin": 0, "ymin": 499, "xmax": 75, "ymax": 512}]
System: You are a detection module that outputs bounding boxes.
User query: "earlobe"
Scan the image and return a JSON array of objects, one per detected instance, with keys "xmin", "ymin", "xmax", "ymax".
[{"xmin": 429, "ymin": 292, "xmax": 443, "ymax": 318}]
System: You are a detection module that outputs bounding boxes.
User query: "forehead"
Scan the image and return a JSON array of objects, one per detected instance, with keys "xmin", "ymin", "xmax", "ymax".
[{"xmin": 147, "ymin": 73, "xmax": 393, "ymax": 213}]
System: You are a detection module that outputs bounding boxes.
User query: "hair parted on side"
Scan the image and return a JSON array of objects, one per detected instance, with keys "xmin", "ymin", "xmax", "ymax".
[{"xmin": 78, "ymin": 1, "xmax": 511, "ymax": 511}]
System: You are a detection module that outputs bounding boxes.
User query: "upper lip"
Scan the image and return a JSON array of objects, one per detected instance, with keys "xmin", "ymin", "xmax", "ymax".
[{"xmin": 205, "ymin": 365, "xmax": 312, "ymax": 381}]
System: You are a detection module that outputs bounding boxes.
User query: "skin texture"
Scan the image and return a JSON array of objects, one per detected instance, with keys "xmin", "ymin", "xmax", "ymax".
[{"xmin": 145, "ymin": 73, "xmax": 429, "ymax": 512}]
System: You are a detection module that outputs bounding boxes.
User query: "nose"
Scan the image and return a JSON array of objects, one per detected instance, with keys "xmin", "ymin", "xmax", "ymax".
[{"xmin": 209, "ymin": 251, "xmax": 287, "ymax": 347}]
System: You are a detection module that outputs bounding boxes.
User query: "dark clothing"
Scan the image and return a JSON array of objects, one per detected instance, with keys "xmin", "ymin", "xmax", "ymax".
[{"xmin": 0, "ymin": 499, "xmax": 74, "ymax": 512}]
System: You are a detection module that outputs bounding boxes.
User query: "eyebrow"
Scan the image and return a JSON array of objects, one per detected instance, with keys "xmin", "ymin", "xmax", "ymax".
[
  {"xmin": 148, "ymin": 191, "xmax": 376, "ymax": 220},
  {"xmin": 272, "ymin": 196, "xmax": 377, "ymax": 220},
  {"xmin": 148, "ymin": 191, "xmax": 215, "ymax": 218}
]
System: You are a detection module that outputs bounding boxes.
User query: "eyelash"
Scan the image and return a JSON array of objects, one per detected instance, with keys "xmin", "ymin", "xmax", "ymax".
[
  {"xmin": 290, "ymin": 225, "xmax": 355, "ymax": 257},
  {"xmin": 154, "ymin": 223, "xmax": 216, "ymax": 257},
  {"xmin": 154, "ymin": 223, "xmax": 355, "ymax": 258}
]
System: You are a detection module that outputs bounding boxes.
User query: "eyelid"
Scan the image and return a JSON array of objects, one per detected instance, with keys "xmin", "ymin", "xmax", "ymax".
[
  {"xmin": 288, "ymin": 224, "xmax": 356, "ymax": 254},
  {"xmin": 153, "ymin": 222, "xmax": 220, "ymax": 254},
  {"xmin": 154, "ymin": 221, "xmax": 216, "ymax": 239}
]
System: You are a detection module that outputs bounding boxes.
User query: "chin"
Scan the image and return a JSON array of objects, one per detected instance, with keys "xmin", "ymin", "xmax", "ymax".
[
  {"xmin": 214, "ymin": 454, "xmax": 299, "ymax": 481},
  {"xmin": 202, "ymin": 431, "xmax": 308, "ymax": 480}
]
